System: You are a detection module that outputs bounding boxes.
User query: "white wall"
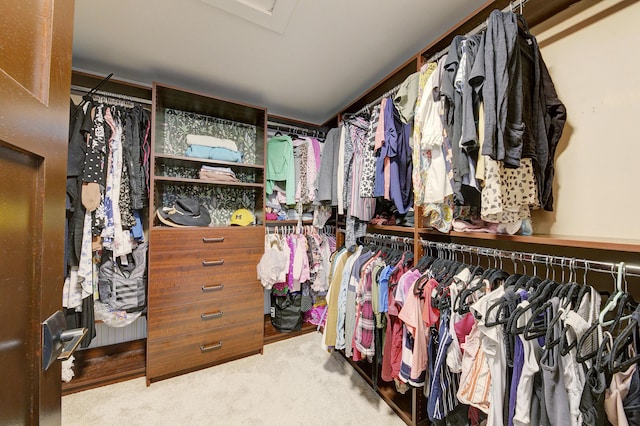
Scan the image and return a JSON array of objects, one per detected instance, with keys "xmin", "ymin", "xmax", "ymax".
[{"xmin": 531, "ymin": 0, "xmax": 640, "ymax": 240}]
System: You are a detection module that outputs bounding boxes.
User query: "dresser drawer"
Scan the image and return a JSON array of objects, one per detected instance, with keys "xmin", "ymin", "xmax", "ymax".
[
  {"xmin": 147, "ymin": 321, "xmax": 263, "ymax": 381},
  {"xmin": 150, "ymin": 227, "xmax": 264, "ymax": 252},
  {"xmin": 149, "ymin": 246, "xmax": 262, "ymax": 278},
  {"xmin": 149, "ymin": 255, "xmax": 263, "ymax": 308},
  {"xmin": 147, "ymin": 288, "xmax": 263, "ymax": 337}
]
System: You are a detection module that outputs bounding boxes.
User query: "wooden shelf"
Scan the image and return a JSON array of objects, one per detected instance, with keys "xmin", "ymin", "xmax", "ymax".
[
  {"xmin": 62, "ymin": 339, "xmax": 146, "ymax": 396},
  {"xmin": 265, "ymin": 220, "xmax": 313, "ymax": 225},
  {"xmin": 263, "ymin": 314, "xmax": 317, "ymax": 345},
  {"xmin": 418, "ymin": 229, "xmax": 640, "ymax": 253},
  {"xmin": 155, "ymin": 153, "xmax": 264, "ymax": 170},
  {"xmin": 154, "ymin": 176, "xmax": 264, "ymax": 188},
  {"xmin": 367, "ymin": 224, "xmax": 415, "ymax": 234}
]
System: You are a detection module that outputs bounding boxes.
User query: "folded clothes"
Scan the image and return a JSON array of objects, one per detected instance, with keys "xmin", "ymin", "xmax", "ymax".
[
  {"xmin": 452, "ymin": 219, "xmax": 499, "ymax": 233},
  {"xmin": 185, "ymin": 144, "xmax": 243, "ymax": 162},
  {"xmin": 186, "ymin": 134, "xmax": 238, "ymax": 151},
  {"xmin": 198, "ymin": 170, "xmax": 239, "ymax": 182},
  {"xmin": 200, "ymin": 165, "xmax": 235, "ymax": 174}
]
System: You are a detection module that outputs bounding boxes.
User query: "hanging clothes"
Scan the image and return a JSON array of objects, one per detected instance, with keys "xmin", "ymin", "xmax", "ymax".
[
  {"xmin": 64, "ymin": 99, "xmax": 151, "ymax": 346},
  {"xmin": 322, "ymin": 235, "xmax": 640, "ymax": 426},
  {"xmin": 266, "ymin": 135, "xmax": 296, "ymax": 206}
]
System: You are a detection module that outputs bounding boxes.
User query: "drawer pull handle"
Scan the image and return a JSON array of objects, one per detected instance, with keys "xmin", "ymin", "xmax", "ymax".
[
  {"xmin": 202, "ymin": 259, "xmax": 224, "ymax": 267},
  {"xmin": 200, "ymin": 341, "xmax": 223, "ymax": 352},
  {"xmin": 201, "ymin": 284, "xmax": 224, "ymax": 293},
  {"xmin": 201, "ymin": 311, "xmax": 224, "ymax": 320},
  {"xmin": 202, "ymin": 237, "xmax": 225, "ymax": 243}
]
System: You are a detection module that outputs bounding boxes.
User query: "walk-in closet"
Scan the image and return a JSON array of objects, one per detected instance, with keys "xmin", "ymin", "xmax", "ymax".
[{"xmin": 2, "ymin": 0, "xmax": 639, "ymax": 424}]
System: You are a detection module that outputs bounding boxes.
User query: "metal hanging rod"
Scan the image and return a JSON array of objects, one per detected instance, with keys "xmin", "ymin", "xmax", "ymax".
[
  {"xmin": 419, "ymin": 240, "xmax": 640, "ymax": 278},
  {"xmin": 267, "ymin": 121, "xmax": 326, "ymax": 139},
  {"xmin": 352, "ymin": 84, "xmax": 401, "ymax": 117},
  {"xmin": 424, "ymin": 0, "xmax": 531, "ymax": 65},
  {"xmin": 71, "ymin": 84, "xmax": 152, "ymax": 106},
  {"xmin": 266, "ymin": 223, "xmax": 333, "ymax": 235},
  {"xmin": 364, "ymin": 233, "xmax": 414, "ymax": 248}
]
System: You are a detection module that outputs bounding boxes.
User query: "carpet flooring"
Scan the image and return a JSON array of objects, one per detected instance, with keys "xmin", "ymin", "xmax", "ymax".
[{"xmin": 62, "ymin": 331, "xmax": 405, "ymax": 425}]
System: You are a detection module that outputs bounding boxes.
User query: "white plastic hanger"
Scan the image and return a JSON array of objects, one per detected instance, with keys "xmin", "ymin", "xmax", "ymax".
[{"xmin": 599, "ymin": 262, "xmax": 628, "ymax": 327}]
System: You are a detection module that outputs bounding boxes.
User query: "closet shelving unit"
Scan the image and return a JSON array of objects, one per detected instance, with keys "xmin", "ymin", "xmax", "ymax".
[
  {"xmin": 328, "ymin": 0, "xmax": 617, "ymax": 424},
  {"xmin": 146, "ymin": 82, "xmax": 267, "ymax": 384},
  {"xmin": 154, "ymin": 154, "xmax": 264, "ymax": 188},
  {"xmin": 63, "ymin": 71, "xmax": 153, "ymax": 395},
  {"xmin": 263, "ymin": 115, "xmax": 330, "ymax": 342},
  {"xmin": 264, "ymin": 114, "xmax": 329, "ymax": 229}
]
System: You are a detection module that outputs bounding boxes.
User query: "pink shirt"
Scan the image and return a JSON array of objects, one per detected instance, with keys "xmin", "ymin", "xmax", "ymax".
[{"xmin": 399, "ymin": 275, "xmax": 429, "ymax": 380}]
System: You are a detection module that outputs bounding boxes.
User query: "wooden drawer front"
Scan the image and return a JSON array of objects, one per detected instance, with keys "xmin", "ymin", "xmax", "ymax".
[
  {"xmin": 147, "ymin": 291, "xmax": 263, "ymax": 338},
  {"xmin": 150, "ymin": 227, "xmax": 264, "ymax": 252},
  {"xmin": 149, "ymin": 246, "xmax": 262, "ymax": 279},
  {"xmin": 147, "ymin": 321, "xmax": 263, "ymax": 380},
  {"xmin": 149, "ymin": 255, "xmax": 262, "ymax": 308}
]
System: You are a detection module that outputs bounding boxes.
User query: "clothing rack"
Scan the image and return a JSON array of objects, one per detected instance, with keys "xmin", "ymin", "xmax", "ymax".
[
  {"xmin": 266, "ymin": 223, "xmax": 334, "ymax": 236},
  {"xmin": 424, "ymin": 0, "xmax": 531, "ymax": 65},
  {"xmin": 363, "ymin": 233, "xmax": 413, "ymax": 249},
  {"xmin": 420, "ymin": 239, "xmax": 640, "ymax": 279},
  {"xmin": 352, "ymin": 85, "xmax": 401, "ymax": 117},
  {"xmin": 266, "ymin": 121, "xmax": 326, "ymax": 139},
  {"xmin": 70, "ymin": 84, "xmax": 152, "ymax": 106},
  {"xmin": 322, "ymin": 224, "xmax": 336, "ymax": 237}
]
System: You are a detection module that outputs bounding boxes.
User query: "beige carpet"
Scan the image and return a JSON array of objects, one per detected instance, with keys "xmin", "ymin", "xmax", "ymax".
[{"xmin": 62, "ymin": 331, "xmax": 405, "ymax": 426}]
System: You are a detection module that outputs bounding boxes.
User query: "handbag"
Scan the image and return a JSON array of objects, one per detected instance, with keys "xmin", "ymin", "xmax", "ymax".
[{"xmin": 270, "ymin": 292, "xmax": 303, "ymax": 332}]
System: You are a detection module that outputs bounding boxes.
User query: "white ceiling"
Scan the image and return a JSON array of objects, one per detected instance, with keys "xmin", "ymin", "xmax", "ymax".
[{"xmin": 72, "ymin": 0, "xmax": 486, "ymax": 124}]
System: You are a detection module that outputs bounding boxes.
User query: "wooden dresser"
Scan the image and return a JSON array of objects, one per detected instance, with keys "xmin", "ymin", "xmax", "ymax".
[
  {"xmin": 146, "ymin": 227, "xmax": 264, "ymax": 382},
  {"xmin": 146, "ymin": 82, "xmax": 266, "ymax": 384}
]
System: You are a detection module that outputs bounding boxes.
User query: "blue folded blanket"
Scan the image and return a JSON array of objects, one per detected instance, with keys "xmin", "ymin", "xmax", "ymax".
[{"xmin": 185, "ymin": 144, "xmax": 243, "ymax": 162}]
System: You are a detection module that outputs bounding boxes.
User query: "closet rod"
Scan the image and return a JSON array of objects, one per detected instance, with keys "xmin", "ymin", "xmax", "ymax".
[
  {"xmin": 352, "ymin": 84, "xmax": 401, "ymax": 117},
  {"xmin": 424, "ymin": 0, "xmax": 531, "ymax": 65},
  {"xmin": 420, "ymin": 240, "xmax": 640, "ymax": 278},
  {"xmin": 70, "ymin": 84, "xmax": 152, "ymax": 105},
  {"xmin": 267, "ymin": 121, "xmax": 326, "ymax": 139},
  {"xmin": 364, "ymin": 233, "xmax": 414, "ymax": 247}
]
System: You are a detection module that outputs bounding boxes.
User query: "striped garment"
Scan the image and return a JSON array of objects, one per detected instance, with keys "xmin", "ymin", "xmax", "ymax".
[
  {"xmin": 354, "ymin": 255, "xmax": 380, "ymax": 357},
  {"xmin": 397, "ymin": 271, "xmax": 427, "ymax": 387},
  {"xmin": 398, "ymin": 327, "xmax": 426, "ymax": 387},
  {"xmin": 427, "ymin": 309, "xmax": 461, "ymax": 421}
]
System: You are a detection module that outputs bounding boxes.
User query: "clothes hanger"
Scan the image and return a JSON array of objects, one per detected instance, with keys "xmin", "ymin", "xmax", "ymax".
[
  {"xmin": 484, "ymin": 274, "xmax": 523, "ymax": 328},
  {"xmin": 505, "ymin": 276, "xmax": 542, "ymax": 335},
  {"xmin": 522, "ymin": 296, "xmax": 556, "ymax": 342},
  {"xmin": 572, "ymin": 264, "xmax": 592, "ymax": 312},
  {"xmin": 545, "ymin": 302, "xmax": 571, "ymax": 350},
  {"xmin": 609, "ymin": 305, "xmax": 640, "ymax": 373},
  {"xmin": 576, "ymin": 320, "xmax": 603, "ymax": 364},
  {"xmin": 413, "ymin": 273, "xmax": 432, "ymax": 300},
  {"xmin": 72, "ymin": 72, "xmax": 114, "ymax": 116},
  {"xmin": 513, "ymin": 273, "xmax": 533, "ymax": 292},
  {"xmin": 576, "ymin": 291, "xmax": 630, "ymax": 364},
  {"xmin": 558, "ymin": 263, "xmax": 594, "ymax": 356},
  {"xmin": 457, "ymin": 276, "xmax": 488, "ymax": 315},
  {"xmin": 593, "ymin": 331, "xmax": 615, "ymax": 375},
  {"xmin": 599, "ymin": 262, "xmax": 628, "ymax": 327},
  {"xmin": 495, "ymin": 289, "xmax": 523, "ymax": 329},
  {"xmin": 520, "ymin": 280, "xmax": 561, "ymax": 340}
]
